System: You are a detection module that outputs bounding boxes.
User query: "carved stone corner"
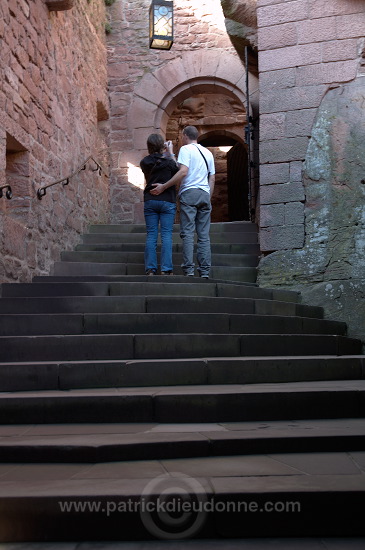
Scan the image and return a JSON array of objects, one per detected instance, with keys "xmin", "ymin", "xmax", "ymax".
[{"xmin": 45, "ymin": 0, "xmax": 75, "ymax": 11}]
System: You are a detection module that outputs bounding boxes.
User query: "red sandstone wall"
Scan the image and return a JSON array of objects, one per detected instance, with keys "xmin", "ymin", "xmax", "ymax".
[
  {"xmin": 106, "ymin": 0, "xmax": 250, "ymax": 223},
  {"xmin": 0, "ymin": 0, "xmax": 110, "ymax": 283},
  {"xmin": 257, "ymin": 0, "xmax": 365, "ymax": 252}
]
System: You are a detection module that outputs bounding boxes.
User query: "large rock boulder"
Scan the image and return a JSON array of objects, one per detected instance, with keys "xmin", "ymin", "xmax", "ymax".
[
  {"xmin": 221, "ymin": 0, "xmax": 258, "ymax": 53},
  {"xmin": 258, "ymin": 76, "xmax": 365, "ymax": 346}
]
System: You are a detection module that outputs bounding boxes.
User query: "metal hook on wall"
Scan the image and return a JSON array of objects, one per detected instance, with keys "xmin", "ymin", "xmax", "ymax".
[{"xmin": 0, "ymin": 185, "xmax": 13, "ymax": 200}]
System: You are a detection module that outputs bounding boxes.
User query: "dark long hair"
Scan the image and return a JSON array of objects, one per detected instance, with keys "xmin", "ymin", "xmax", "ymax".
[{"xmin": 147, "ymin": 134, "xmax": 165, "ymax": 154}]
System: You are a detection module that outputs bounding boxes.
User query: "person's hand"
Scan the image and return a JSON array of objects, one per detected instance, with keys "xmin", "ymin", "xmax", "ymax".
[
  {"xmin": 150, "ymin": 183, "xmax": 165, "ymax": 195},
  {"xmin": 164, "ymin": 140, "xmax": 174, "ymax": 156}
]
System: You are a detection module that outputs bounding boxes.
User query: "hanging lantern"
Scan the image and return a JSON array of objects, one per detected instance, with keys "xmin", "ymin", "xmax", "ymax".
[{"xmin": 149, "ymin": 0, "xmax": 174, "ymax": 50}]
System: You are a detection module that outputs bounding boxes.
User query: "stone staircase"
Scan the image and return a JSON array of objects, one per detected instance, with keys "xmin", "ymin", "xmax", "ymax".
[{"xmin": 0, "ymin": 221, "xmax": 364, "ymax": 542}]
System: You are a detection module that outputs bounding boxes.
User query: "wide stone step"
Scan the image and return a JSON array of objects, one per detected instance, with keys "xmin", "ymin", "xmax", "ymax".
[
  {"xmin": 82, "ymin": 232, "xmax": 259, "ymax": 244},
  {"xmin": 60, "ymin": 251, "xmax": 259, "ymax": 268},
  {"xmin": 28, "ymin": 276, "xmax": 301, "ymax": 303},
  {"xmin": 0, "ymin": 380, "xmax": 364, "ymax": 423},
  {"xmin": 89, "ymin": 222, "xmax": 258, "ymax": 234},
  {"xmin": 1, "ymin": 458, "xmax": 364, "ymax": 540},
  {"xmin": 1, "ymin": 418, "xmax": 365, "ymax": 463},
  {"xmin": 0, "ymin": 333, "xmax": 361, "ymax": 363},
  {"xmin": 0, "ymin": 296, "xmax": 322, "ymax": 317},
  {"xmin": 52, "ymin": 262, "xmax": 258, "ymax": 282},
  {"xmin": 0, "ymin": 313, "xmax": 346, "ymax": 336},
  {"xmin": 75, "ymin": 242, "xmax": 261, "ymax": 255},
  {"xmin": 1, "ymin": 280, "xmax": 300, "ymax": 303},
  {"xmin": 0, "ymin": 356, "xmax": 363, "ymax": 392},
  {"xmin": 31, "ymin": 274, "xmax": 259, "ymax": 286}
]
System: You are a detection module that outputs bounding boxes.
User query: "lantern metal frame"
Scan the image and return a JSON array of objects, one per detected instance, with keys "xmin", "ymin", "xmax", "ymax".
[{"xmin": 149, "ymin": 0, "xmax": 174, "ymax": 50}]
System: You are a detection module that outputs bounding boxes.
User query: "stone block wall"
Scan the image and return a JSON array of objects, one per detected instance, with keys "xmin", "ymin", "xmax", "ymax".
[
  {"xmin": 256, "ymin": 0, "xmax": 365, "ymax": 344},
  {"xmin": 257, "ymin": 0, "xmax": 364, "ymax": 252},
  {"xmin": 0, "ymin": 0, "xmax": 110, "ymax": 283}
]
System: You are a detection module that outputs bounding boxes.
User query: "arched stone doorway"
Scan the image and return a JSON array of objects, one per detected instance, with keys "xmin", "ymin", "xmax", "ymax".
[
  {"xmin": 114, "ymin": 51, "xmax": 258, "ymax": 224},
  {"xmin": 164, "ymin": 93, "xmax": 249, "ymax": 223}
]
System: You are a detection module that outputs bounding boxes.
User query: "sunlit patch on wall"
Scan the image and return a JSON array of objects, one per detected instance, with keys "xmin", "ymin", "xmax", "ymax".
[{"xmin": 128, "ymin": 163, "xmax": 145, "ymax": 189}]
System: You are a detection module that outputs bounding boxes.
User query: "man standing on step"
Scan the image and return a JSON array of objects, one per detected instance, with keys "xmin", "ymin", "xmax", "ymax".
[{"xmin": 150, "ymin": 126, "xmax": 215, "ymax": 278}]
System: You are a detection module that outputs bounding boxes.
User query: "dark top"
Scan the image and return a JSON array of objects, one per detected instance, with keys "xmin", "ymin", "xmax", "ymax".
[{"xmin": 140, "ymin": 153, "xmax": 179, "ymax": 203}]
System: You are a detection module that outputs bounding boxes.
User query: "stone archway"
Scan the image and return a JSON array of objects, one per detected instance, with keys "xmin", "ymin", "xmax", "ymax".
[
  {"xmin": 127, "ymin": 52, "xmax": 246, "ymax": 150},
  {"xmin": 113, "ymin": 51, "xmax": 254, "ymax": 223},
  {"xmin": 163, "ymin": 92, "xmax": 248, "ymax": 223}
]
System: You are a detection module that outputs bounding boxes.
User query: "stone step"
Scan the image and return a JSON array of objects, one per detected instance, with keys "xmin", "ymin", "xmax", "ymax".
[
  {"xmin": 51, "ymin": 262, "xmax": 258, "ymax": 282},
  {"xmin": 0, "ymin": 356, "xmax": 363, "ymax": 392},
  {"xmin": 0, "ymin": 333, "xmax": 361, "ymax": 363},
  {"xmin": 0, "ymin": 313, "xmax": 346, "ymax": 336},
  {"xmin": 0, "ymin": 418, "xmax": 365, "ymax": 463},
  {"xmin": 1, "ymin": 280, "xmax": 300, "ymax": 303},
  {"xmin": 32, "ymin": 274, "xmax": 259, "ymax": 286},
  {"xmin": 0, "ymin": 380, "xmax": 364, "ymax": 423},
  {"xmin": 75, "ymin": 242, "xmax": 261, "ymax": 255},
  {"xmin": 82, "ymin": 232, "xmax": 259, "ymax": 244},
  {"xmin": 0, "ymin": 296, "xmax": 322, "ymax": 317},
  {"xmin": 89, "ymin": 221, "xmax": 259, "ymax": 234},
  {"xmin": 1, "ymin": 458, "xmax": 364, "ymax": 540},
  {"xmin": 60, "ymin": 251, "xmax": 259, "ymax": 268}
]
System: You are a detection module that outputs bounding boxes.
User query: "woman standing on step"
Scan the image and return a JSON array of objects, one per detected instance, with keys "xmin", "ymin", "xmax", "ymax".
[{"xmin": 140, "ymin": 134, "xmax": 179, "ymax": 275}]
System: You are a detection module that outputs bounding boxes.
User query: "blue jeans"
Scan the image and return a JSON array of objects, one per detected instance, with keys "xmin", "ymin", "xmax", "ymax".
[
  {"xmin": 179, "ymin": 188, "xmax": 211, "ymax": 276},
  {"xmin": 144, "ymin": 200, "xmax": 176, "ymax": 273}
]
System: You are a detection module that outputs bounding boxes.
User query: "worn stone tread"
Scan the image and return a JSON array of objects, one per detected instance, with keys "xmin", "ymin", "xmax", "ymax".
[
  {"xmin": 0, "ymin": 380, "xmax": 364, "ymax": 423},
  {"xmin": 0, "ymin": 418, "xmax": 365, "ymax": 463},
  {"xmin": 1, "ymin": 355, "xmax": 363, "ymax": 392}
]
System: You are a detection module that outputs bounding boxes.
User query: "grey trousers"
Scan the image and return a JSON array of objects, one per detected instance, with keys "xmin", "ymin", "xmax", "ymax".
[{"xmin": 179, "ymin": 188, "xmax": 212, "ymax": 276}]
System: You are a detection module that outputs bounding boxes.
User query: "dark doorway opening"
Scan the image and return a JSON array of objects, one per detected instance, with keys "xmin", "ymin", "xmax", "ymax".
[
  {"xmin": 227, "ymin": 142, "xmax": 249, "ymax": 221},
  {"xmin": 199, "ymin": 137, "xmax": 249, "ymax": 222}
]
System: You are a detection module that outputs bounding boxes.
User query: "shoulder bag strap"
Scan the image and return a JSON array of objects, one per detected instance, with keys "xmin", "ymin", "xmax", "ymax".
[{"xmin": 193, "ymin": 144, "xmax": 210, "ymax": 179}]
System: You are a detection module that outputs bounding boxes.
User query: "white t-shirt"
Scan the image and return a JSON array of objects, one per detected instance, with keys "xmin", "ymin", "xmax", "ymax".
[{"xmin": 177, "ymin": 143, "xmax": 215, "ymax": 196}]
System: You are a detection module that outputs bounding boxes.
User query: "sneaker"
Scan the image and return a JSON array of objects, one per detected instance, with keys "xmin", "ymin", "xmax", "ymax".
[
  {"xmin": 161, "ymin": 271, "xmax": 173, "ymax": 275},
  {"xmin": 184, "ymin": 272, "xmax": 194, "ymax": 277},
  {"xmin": 146, "ymin": 269, "xmax": 156, "ymax": 276},
  {"xmin": 200, "ymin": 274, "xmax": 209, "ymax": 279}
]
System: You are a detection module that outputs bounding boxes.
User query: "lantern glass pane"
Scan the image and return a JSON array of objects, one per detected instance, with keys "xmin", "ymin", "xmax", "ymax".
[{"xmin": 150, "ymin": 1, "xmax": 173, "ymax": 50}]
